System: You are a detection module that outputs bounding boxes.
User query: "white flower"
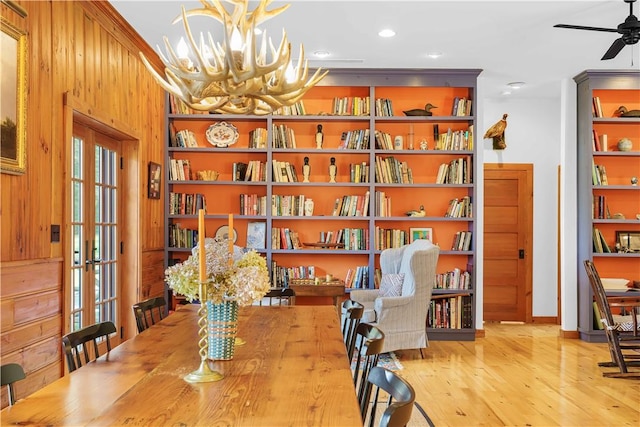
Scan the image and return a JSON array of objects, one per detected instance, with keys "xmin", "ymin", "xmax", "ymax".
[{"xmin": 165, "ymin": 237, "xmax": 270, "ymax": 306}]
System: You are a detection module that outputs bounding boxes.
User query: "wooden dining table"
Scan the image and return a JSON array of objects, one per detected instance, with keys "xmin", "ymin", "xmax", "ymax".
[{"xmin": 1, "ymin": 304, "xmax": 362, "ymax": 426}]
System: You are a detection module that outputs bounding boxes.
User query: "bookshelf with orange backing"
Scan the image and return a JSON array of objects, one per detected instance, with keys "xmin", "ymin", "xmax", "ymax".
[{"xmin": 165, "ymin": 69, "xmax": 480, "ymax": 340}]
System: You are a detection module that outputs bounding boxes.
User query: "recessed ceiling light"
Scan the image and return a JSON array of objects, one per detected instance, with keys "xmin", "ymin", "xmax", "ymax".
[
  {"xmin": 378, "ymin": 29, "xmax": 396, "ymax": 38},
  {"xmin": 254, "ymin": 27, "xmax": 263, "ymax": 35},
  {"xmin": 501, "ymin": 90, "xmax": 512, "ymax": 96},
  {"xmin": 427, "ymin": 52, "xmax": 442, "ymax": 59},
  {"xmin": 508, "ymin": 81, "xmax": 526, "ymax": 89},
  {"xmin": 314, "ymin": 50, "xmax": 330, "ymax": 58}
]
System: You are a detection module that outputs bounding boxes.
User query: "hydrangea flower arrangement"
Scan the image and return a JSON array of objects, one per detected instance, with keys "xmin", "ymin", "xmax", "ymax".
[{"xmin": 165, "ymin": 237, "xmax": 270, "ymax": 306}]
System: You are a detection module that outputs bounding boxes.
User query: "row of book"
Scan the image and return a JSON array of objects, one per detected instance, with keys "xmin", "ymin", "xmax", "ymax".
[
  {"xmin": 272, "ymin": 195, "xmax": 309, "ymax": 217},
  {"xmin": 373, "ymin": 227, "xmax": 409, "ymax": 251},
  {"xmin": 170, "ymin": 128, "xmax": 199, "ymax": 148},
  {"xmin": 451, "ymin": 231, "xmax": 472, "ymax": 251},
  {"xmin": 270, "ymin": 262, "xmax": 315, "ymax": 288},
  {"xmin": 169, "ymin": 159, "xmax": 192, "ymax": 181},
  {"xmin": 331, "ymin": 192, "xmax": 370, "ymax": 217},
  {"xmin": 592, "ymin": 96, "xmax": 604, "ymax": 118},
  {"xmin": 435, "ymin": 268, "xmax": 472, "ymax": 290},
  {"xmin": 592, "ymin": 129, "xmax": 609, "ymax": 152},
  {"xmin": 593, "ymin": 227, "xmax": 611, "ymax": 253},
  {"xmin": 274, "ymin": 101, "xmax": 307, "ymax": 116},
  {"xmin": 168, "ymin": 94, "xmax": 208, "ymax": 115},
  {"xmin": 239, "ymin": 194, "xmax": 268, "ymax": 216},
  {"xmin": 444, "ymin": 196, "xmax": 473, "ymax": 218},
  {"xmin": 374, "ymin": 156, "xmax": 413, "ymax": 184},
  {"xmin": 272, "ymin": 160, "xmax": 299, "ymax": 182},
  {"xmin": 232, "ymin": 160, "xmax": 266, "ymax": 182},
  {"xmin": 349, "ymin": 162, "xmax": 370, "ymax": 183},
  {"xmin": 272, "ymin": 227, "xmax": 302, "ymax": 250},
  {"xmin": 434, "ymin": 127, "xmax": 474, "ymax": 151},
  {"xmin": 428, "ymin": 294, "xmax": 473, "ymax": 329},
  {"xmin": 345, "ymin": 265, "xmax": 370, "ymax": 289},
  {"xmin": 592, "ymin": 195, "xmax": 611, "ymax": 220},
  {"xmin": 591, "ymin": 162, "xmax": 609, "ymax": 185},
  {"xmin": 167, "ymin": 224, "xmax": 198, "ymax": 248},
  {"xmin": 332, "ymin": 97, "xmax": 370, "ymax": 116},
  {"xmin": 271, "ymin": 124, "xmax": 297, "ymax": 148},
  {"xmin": 374, "ymin": 191, "xmax": 392, "ymax": 217},
  {"xmin": 169, "ymin": 192, "xmax": 206, "ymax": 215},
  {"xmin": 375, "ymin": 98, "xmax": 394, "ymax": 117},
  {"xmin": 435, "ymin": 156, "xmax": 472, "ymax": 184},
  {"xmin": 248, "ymin": 128, "xmax": 267, "ymax": 148},
  {"xmin": 339, "ymin": 128, "xmax": 370, "ymax": 150},
  {"xmin": 451, "ymin": 97, "xmax": 473, "ymax": 117},
  {"xmin": 374, "ymin": 130, "xmax": 395, "ymax": 150}
]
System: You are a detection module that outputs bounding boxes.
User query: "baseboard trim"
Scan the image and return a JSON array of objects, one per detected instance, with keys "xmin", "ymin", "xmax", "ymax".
[
  {"xmin": 532, "ymin": 316, "xmax": 558, "ymax": 324},
  {"xmin": 559, "ymin": 329, "xmax": 580, "ymax": 339}
]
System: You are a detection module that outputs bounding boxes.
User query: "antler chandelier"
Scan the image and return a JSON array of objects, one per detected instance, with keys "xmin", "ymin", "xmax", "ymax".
[{"xmin": 140, "ymin": 0, "xmax": 328, "ymax": 115}]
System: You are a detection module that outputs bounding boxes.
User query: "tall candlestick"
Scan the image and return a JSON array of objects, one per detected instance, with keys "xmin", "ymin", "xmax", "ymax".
[
  {"xmin": 228, "ymin": 214, "xmax": 234, "ymax": 267},
  {"xmin": 198, "ymin": 209, "xmax": 206, "ymax": 283}
]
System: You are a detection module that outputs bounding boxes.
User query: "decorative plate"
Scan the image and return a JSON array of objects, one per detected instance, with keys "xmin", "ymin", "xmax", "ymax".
[
  {"xmin": 215, "ymin": 225, "xmax": 238, "ymax": 243},
  {"xmin": 206, "ymin": 122, "xmax": 239, "ymax": 148}
]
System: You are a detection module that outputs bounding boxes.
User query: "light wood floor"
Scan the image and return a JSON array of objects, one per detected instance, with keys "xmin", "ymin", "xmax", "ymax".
[{"xmin": 393, "ymin": 323, "xmax": 640, "ymax": 427}]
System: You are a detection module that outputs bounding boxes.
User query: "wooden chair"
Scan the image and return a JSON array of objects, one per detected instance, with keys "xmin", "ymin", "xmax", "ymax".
[
  {"xmin": 342, "ymin": 299, "xmax": 364, "ymax": 361},
  {"xmin": 583, "ymin": 260, "xmax": 640, "ymax": 377},
  {"xmin": 259, "ymin": 288, "xmax": 296, "ymax": 306},
  {"xmin": 1, "ymin": 363, "xmax": 26, "ymax": 406},
  {"xmin": 352, "ymin": 323, "xmax": 385, "ymax": 409},
  {"xmin": 361, "ymin": 366, "xmax": 416, "ymax": 427},
  {"xmin": 133, "ymin": 296, "xmax": 167, "ymax": 333},
  {"xmin": 62, "ymin": 321, "xmax": 117, "ymax": 372}
]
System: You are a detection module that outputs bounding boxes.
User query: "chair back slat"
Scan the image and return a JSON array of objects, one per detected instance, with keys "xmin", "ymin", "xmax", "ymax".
[
  {"xmin": 259, "ymin": 288, "xmax": 296, "ymax": 306},
  {"xmin": 1, "ymin": 363, "xmax": 26, "ymax": 406},
  {"xmin": 365, "ymin": 366, "xmax": 416, "ymax": 427},
  {"xmin": 342, "ymin": 300, "xmax": 364, "ymax": 361}
]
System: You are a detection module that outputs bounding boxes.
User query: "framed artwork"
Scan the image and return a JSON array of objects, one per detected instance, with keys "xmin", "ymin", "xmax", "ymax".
[
  {"xmin": 148, "ymin": 162, "xmax": 161, "ymax": 199},
  {"xmin": 246, "ymin": 222, "xmax": 266, "ymax": 249},
  {"xmin": 1, "ymin": 17, "xmax": 28, "ymax": 175},
  {"xmin": 410, "ymin": 227, "xmax": 433, "ymax": 243},
  {"xmin": 616, "ymin": 230, "xmax": 640, "ymax": 253}
]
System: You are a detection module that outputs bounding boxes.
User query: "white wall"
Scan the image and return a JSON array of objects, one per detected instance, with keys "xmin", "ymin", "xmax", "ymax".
[{"xmin": 480, "ymin": 97, "xmax": 562, "ymax": 318}]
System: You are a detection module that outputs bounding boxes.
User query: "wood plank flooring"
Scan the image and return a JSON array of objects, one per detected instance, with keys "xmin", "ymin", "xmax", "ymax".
[{"xmin": 393, "ymin": 323, "xmax": 639, "ymax": 426}]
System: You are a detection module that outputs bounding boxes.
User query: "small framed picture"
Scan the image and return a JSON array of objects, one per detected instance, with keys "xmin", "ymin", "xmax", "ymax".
[
  {"xmin": 246, "ymin": 222, "xmax": 266, "ymax": 249},
  {"xmin": 410, "ymin": 227, "xmax": 433, "ymax": 243},
  {"xmin": 148, "ymin": 162, "xmax": 161, "ymax": 199},
  {"xmin": 616, "ymin": 230, "xmax": 640, "ymax": 253}
]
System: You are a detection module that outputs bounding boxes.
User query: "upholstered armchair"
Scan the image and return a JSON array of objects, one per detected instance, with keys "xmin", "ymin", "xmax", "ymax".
[{"xmin": 350, "ymin": 239, "xmax": 439, "ymax": 353}]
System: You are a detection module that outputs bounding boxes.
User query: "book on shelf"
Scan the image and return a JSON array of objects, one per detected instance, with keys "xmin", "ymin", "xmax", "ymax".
[
  {"xmin": 592, "ymin": 96, "xmax": 603, "ymax": 118},
  {"xmin": 428, "ymin": 294, "xmax": 473, "ymax": 329},
  {"xmin": 233, "ymin": 162, "xmax": 248, "ymax": 181}
]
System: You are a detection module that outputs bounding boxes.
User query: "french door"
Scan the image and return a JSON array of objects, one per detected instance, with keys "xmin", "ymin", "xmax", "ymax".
[{"xmin": 68, "ymin": 124, "xmax": 122, "ymax": 342}]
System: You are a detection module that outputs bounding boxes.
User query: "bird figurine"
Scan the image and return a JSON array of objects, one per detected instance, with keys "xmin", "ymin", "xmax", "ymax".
[
  {"xmin": 614, "ymin": 106, "xmax": 640, "ymax": 118},
  {"xmin": 484, "ymin": 113, "xmax": 508, "ymax": 150},
  {"xmin": 403, "ymin": 103, "xmax": 437, "ymax": 116},
  {"xmin": 406, "ymin": 205, "xmax": 426, "ymax": 217}
]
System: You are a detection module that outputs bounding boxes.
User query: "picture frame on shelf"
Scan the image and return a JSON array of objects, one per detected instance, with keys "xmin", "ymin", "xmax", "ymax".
[
  {"xmin": 615, "ymin": 230, "xmax": 640, "ymax": 253},
  {"xmin": 410, "ymin": 227, "xmax": 433, "ymax": 243},
  {"xmin": 148, "ymin": 162, "xmax": 161, "ymax": 199},
  {"xmin": 246, "ymin": 222, "xmax": 266, "ymax": 249},
  {"xmin": 1, "ymin": 18, "xmax": 27, "ymax": 175}
]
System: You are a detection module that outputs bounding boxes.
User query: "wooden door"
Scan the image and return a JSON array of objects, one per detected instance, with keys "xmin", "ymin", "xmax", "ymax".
[{"xmin": 483, "ymin": 164, "xmax": 533, "ymax": 322}]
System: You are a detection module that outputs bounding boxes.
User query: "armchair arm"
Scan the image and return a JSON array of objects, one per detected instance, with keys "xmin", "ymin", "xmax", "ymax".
[
  {"xmin": 350, "ymin": 289, "xmax": 379, "ymax": 304},
  {"xmin": 374, "ymin": 295, "xmax": 414, "ymax": 327}
]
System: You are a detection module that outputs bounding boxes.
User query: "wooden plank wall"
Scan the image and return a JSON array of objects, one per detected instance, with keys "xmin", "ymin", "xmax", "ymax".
[{"xmin": 0, "ymin": 1, "xmax": 166, "ymax": 407}]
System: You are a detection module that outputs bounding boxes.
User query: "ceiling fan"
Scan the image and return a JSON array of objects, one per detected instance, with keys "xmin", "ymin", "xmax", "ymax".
[{"xmin": 554, "ymin": 0, "xmax": 640, "ymax": 60}]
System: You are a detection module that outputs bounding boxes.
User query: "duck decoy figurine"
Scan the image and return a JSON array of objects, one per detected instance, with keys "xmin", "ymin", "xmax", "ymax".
[
  {"xmin": 484, "ymin": 113, "xmax": 508, "ymax": 150},
  {"xmin": 406, "ymin": 205, "xmax": 426, "ymax": 217},
  {"xmin": 615, "ymin": 106, "xmax": 640, "ymax": 118},
  {"xmin": 403, "ymin": 103, "xmax": 437, "ymax": 116}
]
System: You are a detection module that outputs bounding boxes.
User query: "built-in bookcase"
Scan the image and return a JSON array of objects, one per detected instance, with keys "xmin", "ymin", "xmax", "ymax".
[
  {"xmin": 575, "ymin": 70, "xmax": 640, "ymax": 342},
  {"xmin": 164, "ymin": 69, "xmax": 481, "ymax": 340}
]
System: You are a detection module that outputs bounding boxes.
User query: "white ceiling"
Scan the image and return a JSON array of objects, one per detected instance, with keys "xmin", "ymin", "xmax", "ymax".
[{"xmin": 110, "ymin": 0, "xmax": 640, "ymax": 98}]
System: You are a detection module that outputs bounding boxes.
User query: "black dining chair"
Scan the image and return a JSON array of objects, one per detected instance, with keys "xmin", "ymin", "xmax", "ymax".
[
  {"xmin": 352, "ymin": 323, "xmax": 385, "ymax": 408},
  {"xmin": 133, "ymin": 296, "xmax": 167, "ymax": 333},
  {"xmin": 1, "ymin": 363, "xmax": 26, "ymax": 406},
  {"xmin": 361, "ymin": 366, "xmax": 416, "ymax": 427},
  {"xmin": 62, "ymin": 321, "xmax": 117, "ymax": 372},
  {"xmin": 342, "ymin": 299, "xmax": 364, "ymax": 360}
]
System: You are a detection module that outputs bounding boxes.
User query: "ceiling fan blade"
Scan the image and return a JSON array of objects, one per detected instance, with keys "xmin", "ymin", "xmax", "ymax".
[
  {"xmin": 601, "ymin": 37, "xmax": 627, "ymax": 59},
  {"xmin": 553, "ymin": 24, "xmax": 618, "ymax": 33}
]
